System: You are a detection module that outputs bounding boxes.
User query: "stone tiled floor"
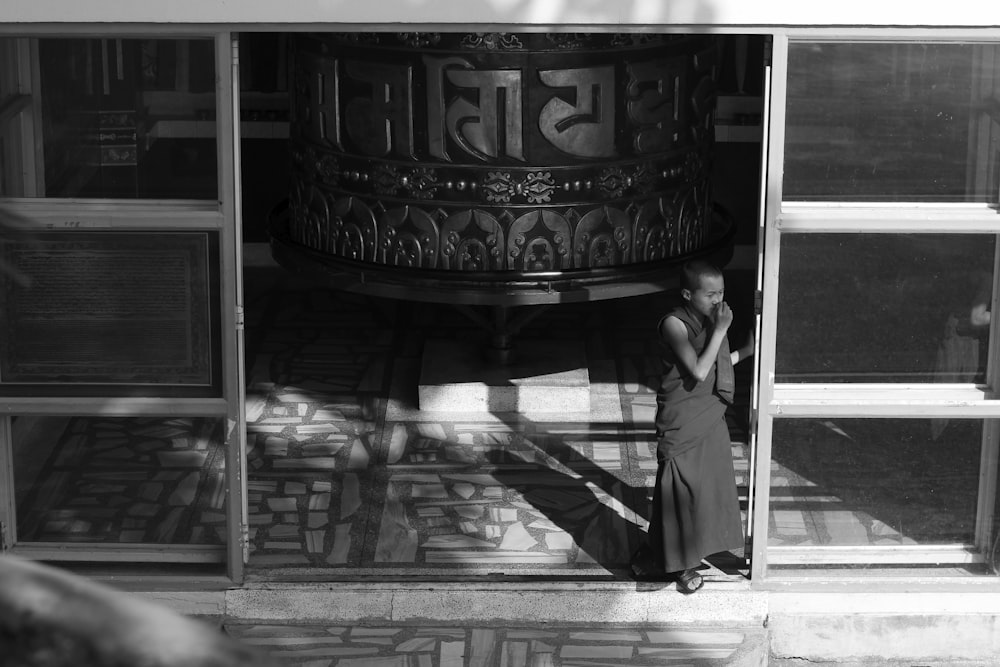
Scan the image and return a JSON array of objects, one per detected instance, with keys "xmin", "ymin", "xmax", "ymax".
[
  {"xmin": 9, "ymin": 264, "xmax": 752, "ymax": 583},
  {"xmin": 13, "ymin": 415, "xmax": 228, "ymax": 545},
  {"xmin": 16, "ymin": 262, "xmax": 951, "ymax": 576},
  {"xmin": 223, "ymin": 268, "xmax": 765, "ymax": 663},
  {"xmin": 240, "ymin": 267, "xmax": 752, "ymax": 579},
  {"xmin": 227, "ymin": 622, "xmax": 758, "ymax": 666}
]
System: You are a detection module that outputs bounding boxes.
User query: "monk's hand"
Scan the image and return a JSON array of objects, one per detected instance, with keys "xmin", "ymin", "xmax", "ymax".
[{"xmin": 713, "ymin": 302, "xmax": 734, "ymax": 331}]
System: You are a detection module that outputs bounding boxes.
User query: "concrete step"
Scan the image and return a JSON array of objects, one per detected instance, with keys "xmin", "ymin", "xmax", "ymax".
[
  {"xmin": 418, "ymin": 338, "xmax": 591, "ymax": 413},
  {"xmin": 134, "ymin": 578, "xmax": 1000, "ymax": 665},
  {"xmin": 223, "ymin": 581, "xmax": 768, "ymax": 665},
  {"xmin": 225, "ymin": 620, "xmax": 768, "ymax": 666}
]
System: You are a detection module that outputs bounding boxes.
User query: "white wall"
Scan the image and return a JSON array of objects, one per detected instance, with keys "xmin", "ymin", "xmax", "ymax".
[{"xmin": 1, "ymin": 0, "xmax": 998, "ymax": 28}]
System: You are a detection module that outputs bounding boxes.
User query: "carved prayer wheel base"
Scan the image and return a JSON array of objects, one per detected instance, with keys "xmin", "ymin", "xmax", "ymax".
[
  {"xmin": 270, "ymin": 201, "xmax": 734, "ymax": 367},
  {"xmin": 268, "ymin": 201, "xmax": 735, "ymax": 307}
]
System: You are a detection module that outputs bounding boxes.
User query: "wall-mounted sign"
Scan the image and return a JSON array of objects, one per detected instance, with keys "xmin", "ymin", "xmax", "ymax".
[{"xmin": 0, "ymin": 231, "xmax": 219, "ymax": 395}]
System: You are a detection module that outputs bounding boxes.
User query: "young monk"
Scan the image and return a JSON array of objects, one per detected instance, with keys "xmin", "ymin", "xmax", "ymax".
[{"xmin": 632, "ymin": 260, "xmax": 754, "ymax": 593}]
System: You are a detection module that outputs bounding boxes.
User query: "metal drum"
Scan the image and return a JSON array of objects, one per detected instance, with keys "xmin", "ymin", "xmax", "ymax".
[{"xmin": 270, "ymin": 32, "xmax": 734, "ymax": 306}]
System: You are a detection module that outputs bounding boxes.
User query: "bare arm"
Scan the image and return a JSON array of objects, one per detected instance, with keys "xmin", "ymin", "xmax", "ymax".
[
  {"xmin": 731, "ymin": 329, "xmax": 755, "ymax": 366},
  {"xmin": 662, "ymin": 304, "xmax": 732, "ymax": 382}
]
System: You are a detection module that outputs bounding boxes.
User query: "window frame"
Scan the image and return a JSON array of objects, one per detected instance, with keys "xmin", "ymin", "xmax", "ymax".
[
  {"xmin": 752, "ymin": 34, "xmax": 1000, "ymax": 581},
  {"xmin": 0, "ymin": 31, "xmax": 246, "ymax": 582}
]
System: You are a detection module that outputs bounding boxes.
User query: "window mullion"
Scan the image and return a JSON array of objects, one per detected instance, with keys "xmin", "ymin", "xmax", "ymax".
[{"xmin": 778, "ymin": 204, "xmax": 1000, "ymax": 234}]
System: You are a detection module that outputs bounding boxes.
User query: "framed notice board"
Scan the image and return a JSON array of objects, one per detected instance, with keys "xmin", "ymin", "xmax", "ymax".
[{"xmin": 0, "ymin": 231, "xmax": 221, "ymax": 396}]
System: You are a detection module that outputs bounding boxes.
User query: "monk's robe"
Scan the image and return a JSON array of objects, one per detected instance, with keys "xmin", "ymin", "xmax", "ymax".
[{"xmin": 648, "ymin": 303, "xmax": 744, "ymax": 573}]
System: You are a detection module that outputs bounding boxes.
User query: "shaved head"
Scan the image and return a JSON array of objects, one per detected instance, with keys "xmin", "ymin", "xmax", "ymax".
[{"xmin": 681, "ymin": 260, "xmax": 723, "ymax": 292}]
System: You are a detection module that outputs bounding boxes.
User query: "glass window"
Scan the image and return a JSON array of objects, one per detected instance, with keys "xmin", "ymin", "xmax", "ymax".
[
  {"xmin": 784, "ymin": 42, "xmax": 1000, "ymax": 202},
  {"xmin": 0, "ymin": 230, "xmax": 221, "ymax": 396},
  {"xmin": 768, "ymin": 418, "xmax": 982, "ymax": 548},
  {"xmin": 34, "ymin": 38, "xmax": 218, "ymax": 199},
  {"xmin": 0, "ymin": 38, "xmax": 30, "ymax": 198},
  {"xmin": 775, "ymin": 233, "xmax": 995, "ymax": 383},
  {"xmin": 12, "ymin": 415, "xmax": 226, "ymax": 546}
]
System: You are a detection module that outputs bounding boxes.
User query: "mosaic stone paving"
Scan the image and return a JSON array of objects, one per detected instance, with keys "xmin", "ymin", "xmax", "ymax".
[
  {"xmin": 239, "ymin": 276, "xmax": 753, "ymax": 576},
  {"xmin": 766, "ymin": 416, "xmax": 981, "ymax": 548},
  {"xmin": 242, "ymin": 273, "xmax": 390, "ymax": 569},
  {"xmin": 12, "ymin": 263, "xmax": 982, "ymax": 578},
  {"xmin": 369, "ymin": 422, "xmax": 644, "ymax": 570},
  {"xmin": 242, "ymin": 279, "xmax": 649, "ymax": 573},
  {"xmin": 8, "ymin": 267, "xmax": 770, "ymax": 580},
  {"xmin": 226, "ymin": 622, "xmax": 758, "ymax": 666},
  {"xmin": 10, "ymin": 270, "xmax": 748, "ymax": 576},
  {"xmin": 14, "ymin": 416, "xmax": 227, "ymax": 545}
]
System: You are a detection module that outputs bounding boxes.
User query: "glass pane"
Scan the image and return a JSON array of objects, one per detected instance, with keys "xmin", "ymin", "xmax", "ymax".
[
  {"xmin": 776, "ymin": 233, "xmax": 995, "ymax": 383},
  {"xmin": 12, "ymin": 415, "xmax": 226, "ymax": 546},
  {"xmin": 0, "ymin": 38, "xmax": 28, "ymax": 197},
  {"xmin": 36, "ymin": 38, "xmax": 218, "ymax": 199},
  {"xmin": 784, "ymin": 42, "xmax": 1000, "ymax": 202},
  {"xmin": 0, "ymin": 231, "xmax": 221, "ymax": 395},
  {"xmin": 768, "ymin": 418, "xmax": 981, "ymax": 548}
]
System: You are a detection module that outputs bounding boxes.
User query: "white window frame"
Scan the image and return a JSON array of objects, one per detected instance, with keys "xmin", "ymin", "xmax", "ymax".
[
  {"xmin": 0, "ymin": 30, "xmax": 247, "ymax": 582},
  {"xmin": 752, "ymin": 33, "xmax": 1000, "ymax": 582}
]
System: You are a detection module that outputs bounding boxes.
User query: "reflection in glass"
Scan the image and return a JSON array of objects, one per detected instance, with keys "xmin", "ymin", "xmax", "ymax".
[
  {"xmin": 784, "ymin": 42, "xmax": 1000, "ymax": 202},
  {"xmin": 768, "ymin": 418, "xmax": 980, "ymax": 548},
  {"xmin": 1, "ymin": 38, "xmax": 30, "ymax": 197},
  {"xmin": 12, "ymin": 416, "xmax": 226, "ymax": 545},
  {"xmin": 775, "ymin": 233, "xmax": 995, "ymax": 383},
  {"xmin": 37, "ymin": 38, "xmax": 218, "ymax": 199}
]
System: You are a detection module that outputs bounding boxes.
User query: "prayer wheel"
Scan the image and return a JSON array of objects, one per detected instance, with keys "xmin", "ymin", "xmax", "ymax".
[{"xmin": 269, "ymin": 32, "xmax": 734, "ymax": 305}]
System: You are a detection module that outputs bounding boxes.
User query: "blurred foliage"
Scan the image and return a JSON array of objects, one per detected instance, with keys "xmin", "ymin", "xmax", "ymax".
[{"xmin": 0, "ymin": 554, "xmax": 274, "ymax": 667}]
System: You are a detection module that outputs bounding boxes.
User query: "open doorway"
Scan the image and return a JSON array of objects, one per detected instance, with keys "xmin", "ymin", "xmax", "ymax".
[{"xmin": 235, "ymin": 32, "xmax": 768, "ymax": 580}]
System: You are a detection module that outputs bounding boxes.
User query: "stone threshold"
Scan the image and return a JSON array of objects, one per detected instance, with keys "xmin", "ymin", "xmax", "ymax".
[
  {"xmin": 225, "ymin": 579, "xmax": 765, "ymax": 626},
  {"xmin": 116, "ymin": 579, "xmax": 1000, "ymax": 663}
]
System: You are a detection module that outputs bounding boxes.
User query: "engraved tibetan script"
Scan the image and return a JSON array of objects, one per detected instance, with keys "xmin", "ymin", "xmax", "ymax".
[
  {"xmin": 296, "ymin": 48, "xmax": 704, "ymax": 163},
  {"xmin": 298, "ymin": 53, "xmax": 342, "ymax": 150},
  {"xmin": 538, "ymin": 66, "xmax": 616, "ymax": 158},
  {"xmin": 343, "ymin": 61, "xmax": 416, "ymax": 158},
  {"xmin": 425, "ymin": 56, "xmax": 525, "ymax": 162},
  {"xmin": 627, "ymin": 57, "xmax": 688, "ymax": 153}
]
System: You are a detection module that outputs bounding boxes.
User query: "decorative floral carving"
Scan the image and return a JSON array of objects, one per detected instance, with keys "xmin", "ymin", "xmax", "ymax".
[
  {"xmin": 522, "ymin": 172, "xmax": 555, "ymax": 203},
  {"xmin": 683, "ymin": 150, "xmax": 705, "ymax": 181},
  {"xmin": 597, "ymin": 167, "xmax": 629, "ymax": 198},
  {"xmin": 483, "ymin": 171, "xmax": 514, "ymax": 203},
  {"xmin": 596, "ymin": 162, "xmax": 659, "ymax": 198},
  {"xmin": 315, "ymin": 153, "xmax": 340, "ymax": 185},
  {"xmin": 460, "ymin": 33, "xmax": 524, "ymax": 50},
  {"xmin": 482, "ymin": 171, "xmax": 555, "ymax": 204},
  {"xmin": 372, "ymin": 164, "xmax": 440, "ymax": 199},
  {"xmin": 545, "ymin": 34, "xmax": 590, "ymax": 50},
  {"xmin": 396, "ymin": 33, "xmax": 441, "ymax": 49},
  {"xmin": 339, "ymin": 33, "xmax": 382, "ymax": 46},
  {"xmin": 631, "ymin": 163, "xmax": 659, "ymax": 194},
  {"xmin": 405, "ymin": 168, "xmax": 441, "ymax": 199}
]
